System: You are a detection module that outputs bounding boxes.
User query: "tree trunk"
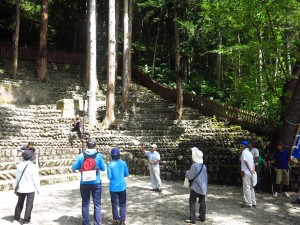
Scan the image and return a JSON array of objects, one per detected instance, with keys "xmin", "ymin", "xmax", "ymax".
[
  {"xmin": 122, "ymin": 0, "xmax": 133, "ymax": 112},
  {"xmin": 38, "ymin": 0, "xmax": 48, "ymax": 83},
  {"xmin": 174, "ymin": 0, "xmax": 183, "ymax": 120},
  {"xmin": 12, "ymin": 0, "xmax": 20, "ymax": 79},
  {"xmin": 87, "ymin": 0, "xmax": 98, "ymax": 128},
  {"xmin": 106, "ymin": 0, "xmax": 116, "ymax": 129},
  {"xmin": 280, "ymin": 58, "xmax": 300, "ymax": 149}
]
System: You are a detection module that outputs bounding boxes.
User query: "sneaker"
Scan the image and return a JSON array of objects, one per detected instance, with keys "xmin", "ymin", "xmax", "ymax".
[
  {"xmin": 12, "ymin": 220, "xmax": 21, "ymax": 225},
  {"xmin": 284, "ymin": 192, "xmax": 290, "ymax": 198},
  {"xmin": 184, "ymin": 219, "xmax": 196, "ymax": 225},
  {"xmin": 273, "ymin": 192, "xmax": 278, "ymax": 198},
  {"xmin": 157, "ymin": 189, "xmax": 162, "ymax": 192},
  {"xmin": 113, "ymin": 220, "xmax": 119, "ymax": 225},
  {"xmin": 119, "ymin": 221, "xmax": 126, "ymax": 225}
]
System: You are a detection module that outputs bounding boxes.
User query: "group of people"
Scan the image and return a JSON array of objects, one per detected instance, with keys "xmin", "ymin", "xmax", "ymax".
[
  {"xmin": 239, "ymin": 140, "xmax": 300, "ymax": 209},
  {"xmin": 12, "ymin": 138, "xmax": 300, "ymax": 225}
]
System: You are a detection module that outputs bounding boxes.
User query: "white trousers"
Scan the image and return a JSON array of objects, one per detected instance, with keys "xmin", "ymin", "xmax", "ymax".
[
  {"xmin": 242, "ymin": 173, "xmax": 256, "ymax": 206},
  {"xmin": 149, "ymin": 164, "xmax": 161, "ymax": 189}
]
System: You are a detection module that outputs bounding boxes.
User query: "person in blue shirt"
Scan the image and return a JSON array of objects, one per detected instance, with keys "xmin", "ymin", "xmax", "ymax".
[
  {"xmin": 107, "ymin": 148, "xmax": 129, "ymax": 225},
  {"xmin": 72, "ymin": 138, "xmax": 106, "ymax": 225},
  {"xmin": 269, "ymin": 141, "xmax": 294, "ymax": 198},
  {"xmin": 184, "ymin": 147, "xmax": 208, "ymax": 225}
]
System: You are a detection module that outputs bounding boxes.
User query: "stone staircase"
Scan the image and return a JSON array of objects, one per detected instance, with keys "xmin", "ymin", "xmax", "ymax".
[{"xmin": 2, "ymin": 58, "xmax": 292, "ymax": 192}]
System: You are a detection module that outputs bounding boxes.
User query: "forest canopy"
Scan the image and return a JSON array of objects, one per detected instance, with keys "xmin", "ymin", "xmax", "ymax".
[{"xmin": 0, "ymin": 0, "xmax": 299, "ymax": 123}]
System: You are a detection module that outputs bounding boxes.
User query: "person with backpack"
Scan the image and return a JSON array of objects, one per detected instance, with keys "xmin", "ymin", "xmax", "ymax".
[
  {"xmin": 107, "ymin": 148, "xmax": 129, "ymax": 225},
  {"xmin": 184, "ymin": 147, "xmax": 208, "ymax": 225},
  {"xmin": 13, "ymin": 150, "xmax": 40, "ymax": 225},
  {"xmin": 72, "ymin": 138, "xmax": 106, "ymax": 225}
]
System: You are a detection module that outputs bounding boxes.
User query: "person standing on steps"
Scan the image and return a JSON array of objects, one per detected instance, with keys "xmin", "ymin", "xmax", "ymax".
[
  {"xmin": 13, "ymin": 150, "xmax": 40, "ymax": 225},
  {"xmin": 240, "ymin": 140, "xmax": 256, "ymax": 208},
  {"xmin": 184, "ymin": 147, "xmax": 208, "ymax": 225},
  {"xmin": 269, "ymin": 141, "xmax": 294, "ymax": 198},
  {"xmin": 139, "ymin": 144, "xmax": 162, "ymax": 192},
  {"xmin": 107, "ymin": 148, "xmax": 129, "ymax": 225},
  {"xmin": 72, "ymin": 138, "xmax": 106, "ymax": 225}
]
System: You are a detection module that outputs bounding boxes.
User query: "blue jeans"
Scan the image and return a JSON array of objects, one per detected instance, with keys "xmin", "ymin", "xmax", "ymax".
[
  {"xmin": 110, "ymin": 190, "xmax": 127, "ymax": 222},
  {"xmin": 80, "ymin": 183, "xmax": 102, "ymax": 225}
]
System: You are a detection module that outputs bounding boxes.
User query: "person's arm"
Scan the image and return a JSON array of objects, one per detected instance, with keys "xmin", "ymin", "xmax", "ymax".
[
  {"xmin": 124, "ymin": 162, "xmax": 129, "ymax": 177},
  {"xmin": 107, "ymin": 163, "xmax": 112, "ymax": 180},
  {"xmin": 97, "ymin": 155, "xmax": 106, "ymax": 171},
  {"xmin": 254, "ymin": 156, "xmax": 259, "ymax": 164},
  {"xmin": 72, "ymin": 154, "xmax": 83, "ymax": 171},
  {"xmin": 244, "ymin": 159, "xmax": 255, "ymax": 173},
  {"xmin": 139, "ymin": 146, "xmax": 146, "ymax": 154}
]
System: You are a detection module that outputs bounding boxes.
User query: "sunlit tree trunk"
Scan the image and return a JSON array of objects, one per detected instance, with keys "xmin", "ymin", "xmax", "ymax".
[
  {"xmin": 174, "ymin": 0, "xmax": 182, "ymax": 120},
  {"xmin": 85, "ymin": 0, "xmax": 90, "ymax": 87},
  {"xmin": 38, "ymin": 0, "xmax": 48, "ymax": 82},
  {"xmin": 12, "ymin": 0, "xmax": 20, "ymax": 79},
  {"xmin": 122, "ymin": 0, "xmax": 133, "ymax": 112},
  {"xmin": 217, "ymin": 30, "xmax": 222, "ymax": 89},
  {"xmin": 87, "ymin": 0, "xmax": 98, "ymax": 127},
  {"xmin": 106, "ymin": 0, "xmax": 116, "ymax": 128}
]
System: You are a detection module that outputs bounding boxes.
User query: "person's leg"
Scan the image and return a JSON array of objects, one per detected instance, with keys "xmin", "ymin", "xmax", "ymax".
[
  {"xmin": 92, "ymin": 183, "xmax": 102, "ymax": 225},
  {"xmin": 188, "ymin": 190, "xmax": 197, "ymax": 222},
  {"xmin": 274, "ymin": 169, "xmax": 283, "ymax": 194},
  {"xmin": 149, "ymin": 166, "xmax": 156, "ymax": 189},
  {"xmin": 14, "ymin": 193, "xmax": 26, "ymax": 221},
  {"xmin": 282, "ymin": 170, "xmax": 290, "ymax": 196},
  {"xmin": 23, "ymin": 192, "xmax": 35, "ymax": 223},
  {"xmin": 152, "ymin": 165, "xmax": 162, "ymax": 190},
  {"xmin": 242, "ymin": 173, "xmax": 252, "ymax": 206},
  {"xmin": 198, "ymin": 194, "xmax": 206, "ymax": 221},
  {"xmin": 110, "ymin": 191, "xmax": 120, "ymax": 221},
  {"xmin": 119, "ymin": 190, "xmax": 127, "ymax": 222},
  {"xmin": 80, "ymin": 184, "xmax": 91, "ymax": 225}
]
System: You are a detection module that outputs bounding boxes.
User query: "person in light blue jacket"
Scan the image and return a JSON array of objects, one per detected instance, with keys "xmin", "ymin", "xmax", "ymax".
[
  {"xmin": 72, "ymin": 138, "xmax": 105, "ymax": 225},
  {"xmin": 107, "ymin": 148, "xmax": 129, "ymax": 225},
  {"xmin": 184, "ymin": 147, "xmax": 208, "ymax": 225}
]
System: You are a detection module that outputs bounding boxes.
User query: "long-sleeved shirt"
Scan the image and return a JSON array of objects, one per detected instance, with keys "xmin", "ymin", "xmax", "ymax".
[
  {"xmin": 185, "ymin": 163, "xmax": 208, "ymax": 195},
  {"xmin": 72, "ymin": 148, "xmax": 106, "ymax": 184},
  {"xmin": 107, "ymin": 159, "xmax": 129, "ymax": 192},
  {"xmin": 15, "ymin": 160, "xmax": 40, "ymax": 193}
]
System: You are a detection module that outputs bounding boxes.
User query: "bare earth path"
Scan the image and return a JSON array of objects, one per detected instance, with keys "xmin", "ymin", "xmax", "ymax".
[{"xmin": 0, "ymin": 175, "xmax": 299, "ymax": 225}]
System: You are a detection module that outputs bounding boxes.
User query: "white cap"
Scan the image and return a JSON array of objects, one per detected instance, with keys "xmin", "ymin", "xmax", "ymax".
[{"xmin": 150, "ymin": 144, "xmax": 157, "ymax": 148}]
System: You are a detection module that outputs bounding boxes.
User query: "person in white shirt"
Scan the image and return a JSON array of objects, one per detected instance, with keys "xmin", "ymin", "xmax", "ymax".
[
  {"xmin": 249, "ymin": 140, "xmax": 260, "ymax": 192},
  {"xmin": 13, "ymin": 150, "xmax": 40, "ymax": 225},
  {"xmin": 240, "ymin": 141, "xmax": 256, "ymax": 208}
]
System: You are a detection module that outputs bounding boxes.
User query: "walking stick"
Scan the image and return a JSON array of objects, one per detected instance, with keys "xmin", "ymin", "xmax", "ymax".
[{"xmin": 268, "ymin": 163, "xmax": 274, "ymax": 195}]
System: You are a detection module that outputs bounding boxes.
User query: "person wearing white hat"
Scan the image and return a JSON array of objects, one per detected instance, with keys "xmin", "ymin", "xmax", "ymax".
[
  {"xmin": 184, "ymin": 147, "xmax": 208, "ymax": 225},
  {"xmin": 140, "ymin": 144, "xmax": 162, "ymax": 192}
]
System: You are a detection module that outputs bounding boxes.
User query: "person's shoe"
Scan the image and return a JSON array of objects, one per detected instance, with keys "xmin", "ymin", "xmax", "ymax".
[
  {"xmin": 241, "ymin": 204, "xmax": 252, "ymax": 208},
  {"xmin": 119, "ymin": 221, "xmax": 126, "ymax": 225},
  {"xmin": 113, "ymin": 220, "xmax": 119, "ymax": 225},
  {"xmin": 252, "ymin": 205, "xmax": 257, "ymax": 208},
  {"xmin": 196, "ymin": 217, "xmax": 205, "ymax": 222},
  {"xmin": 12, "ymin": 220, "xmax": 21, "ymax": 225},
  {"xmin": 292, "ymin": 198, "xmax": 300, "ymax": 204},
  {"xmin": 150, "ymin": 188, "xmax": 158, "ymax": 191},
  {"xmin": 157, "ymin": 189, "xmax": 162, "ymax": 192},
  {"xmin": 284, "ymin": 192, "xmax": 290, "ymax": 198},
  {"xmin": 273, "ymin": 192, "xmax": 278, "ymax": 198},
  {"xmin": 184, "ymin": 219, "xmax": 196, "ymax": 225}
]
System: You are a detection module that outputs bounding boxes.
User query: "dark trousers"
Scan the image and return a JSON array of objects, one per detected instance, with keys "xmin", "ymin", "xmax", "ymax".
[
  {"xmin": 110, "ymin": 190, "xmax": 127, "ymax": 222},
  {"xmin": 189, "ymin": 190, "xmax": 206, "ymax": 222},
  {"xmin": 80, "ymin": 183, "xmax": 102, "ymax": 225},
  {"xmin": 14, "ymin": 192, "xmax": 35, "ymax": 223}
]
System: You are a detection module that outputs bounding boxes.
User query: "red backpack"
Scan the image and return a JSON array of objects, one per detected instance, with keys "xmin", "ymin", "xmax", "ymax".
[{"xmin": 81, "ymin": 152, "xmax": 99, "ymax": 171}]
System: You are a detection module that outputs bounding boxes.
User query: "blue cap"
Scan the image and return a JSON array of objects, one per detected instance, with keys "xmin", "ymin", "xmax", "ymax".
[
  {"xmin": 111, "ymin": 148, "xmax": 120, "ymax": 160},
  {"xmin": 240, "ymin": 141, "xmax": 249, "ymax": 147}
]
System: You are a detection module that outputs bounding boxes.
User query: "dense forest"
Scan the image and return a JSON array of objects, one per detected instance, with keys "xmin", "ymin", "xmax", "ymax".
[{"xmin": 0, "ymin": 0, "xmax": 299, "ymax": 123}]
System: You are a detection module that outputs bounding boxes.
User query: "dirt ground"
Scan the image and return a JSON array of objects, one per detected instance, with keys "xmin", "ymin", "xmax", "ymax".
[{"xmin": 0, "ymin": 175, "xmax": 299, "ymax": 225}]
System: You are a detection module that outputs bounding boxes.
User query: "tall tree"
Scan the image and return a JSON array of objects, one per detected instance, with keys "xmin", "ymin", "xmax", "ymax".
[
  {"xmin": 106, "ymin": 0, "xmax": 117, "ymax": 128},
  {"xmin": 280, "ymin": 57, "xmax": 300, "ymax": 149},
  {"xmin": 12, "ymin": 0, "xmax": 20, "ymax": 79},
  {"xmin": 87, "ymin": 0, "xmax": 98, "ymax": 127},
  {"xmin": 122, "ymin": 0, "xmax": 133, "ymax": 112},
  {"xmin": 174, "ymin": 0, "xmax": 183, "ymax": 120},
  {"xmin": 37, "ymin": 0, "xmax": 48, "ymax": 82}
]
